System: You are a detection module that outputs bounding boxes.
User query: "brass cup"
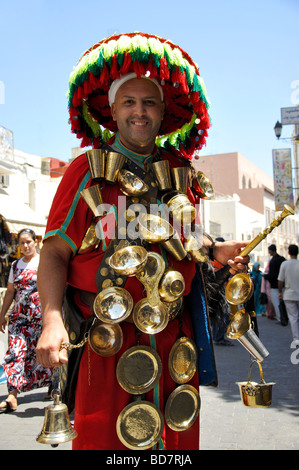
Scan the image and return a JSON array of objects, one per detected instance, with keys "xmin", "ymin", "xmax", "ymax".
[
  {"xmin": 236, "ymin": 361, "xmax": 275, "ymax": 408},
  {"xmin": 105, "ymin": 152, "xmax": 126, "ymax": 182},
  {"xmin": 171, "ymin": 167, "xmax": 189, "ymax": 193},
  {"xmin": 152, "ymin": 160, "xmax": 172, "ymax": 191},
  {"xmin": 86, "ymin": 149, "xmax": 106, "ymax": 179},
  {"xmin": 118, "ymin": 169, "xmax": 149, "ymax": 196},
  {"xmin": 108, "ymin": 245, "xmax": 148, "ymax": 277},
  {"xmin": 133, "ymin": 298, "xmax": 169, "ymax": 334},
  {"xmin": 93, "ymin": 287, "xmax": 133, "ymax": 323},
  {"xmin": 193, "ymin": 171, "xmax": 214, "ymax": 199},
  {"xmin": 138, "ymin": 213, "xmax": 174, "ymax": 243},
  {"xmin": 80, "ymin": 185, "xmax": 104, "ymax": 217},
  {"xmin": 162, "ymin": 192, "xmax": 196, "ymax": 225},
  {"xmin": 88, "ymin": 320, "xmax": 123, "ymax": 356},
  {"xmin": 161, "ymin": 234, "xmax": 188, "ymax": 261},
  {"xmin": 158, "ymin": 268, "xmax": 185, "ymax": 302},
  {"xmin": 225, "ymin": 273, "xmax": 254, "ymax": 305}
]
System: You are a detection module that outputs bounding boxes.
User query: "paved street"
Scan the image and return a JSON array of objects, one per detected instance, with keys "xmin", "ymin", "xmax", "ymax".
[{"xmin": 0, "ymin": 314, "xmax": 298, "ymax": 451}]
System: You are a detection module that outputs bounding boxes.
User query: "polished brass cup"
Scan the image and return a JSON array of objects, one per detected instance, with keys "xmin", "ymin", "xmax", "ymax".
[
  {"xmin": 88, "ymin": 319, "xmax": 123, "ymax": 356},
  {"xmin": 93, "ymin": 287, "xmax": 133, "ymax": 323},
  {"xmin": 105, "ymin": 152, "xmax": 126, "ymax": 182},
  {"xmin": 161, "ymin": 234, "xmax": 188, "ymax": 261},
  {"xmin": 86, "ymin": 149, "xmax": 106, "ymax": 179},
  {"xmin": 159, "ymin": 268, "xmax": 185, "ymax": 302},
  {"xmin": 138, "ymin": 213, "xmax": 174, "ymax": 243},
  {"xmin": 171, "ymin": 167, "xmax": 189, "ymax": 193},
  {"xmin": 108, "ymin": 245, "xmax": 148, "ymax": 277},
  {"xmin": 36, "ymin": 392, "xmax": 77, "ymax": 447},
  {"xmin": 80, "ymin": 185, "xmax": 104, "ymax": 218},
  {"xmin": 225, "ymin": 272, "xmax": 254, "ymax": 305},
  {"xmin": 193, "ymin": 171, "xmax": 214, "ymax": 199},
  {"xmin": 162, "ymin": 192, "xmax": 196, "ymax": 225},
  {"xmin": 133, "ymin": 298, "xmax": 169, "ymax": 334},
  {"xmin": 152, "ymin": 160, "xmax": 172, "ymax": 191},
  {"xmin": 118, "ymin": 169, "xmax": 149, "ymax": 196}
]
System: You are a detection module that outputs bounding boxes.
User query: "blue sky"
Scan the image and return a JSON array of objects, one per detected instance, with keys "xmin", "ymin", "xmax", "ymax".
[{"xmin": 0, "ymin": 0, "xmax": 298, "ymax": 177}]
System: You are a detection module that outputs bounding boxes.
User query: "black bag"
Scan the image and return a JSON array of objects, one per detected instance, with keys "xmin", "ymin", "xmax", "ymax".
[
  {"xmin": 279, "ymin": 299, "xmax": 288, "ymax": 326},
  {"xmin": 259, "ymin": 292, "xmax": 268, "ymax": 305}
]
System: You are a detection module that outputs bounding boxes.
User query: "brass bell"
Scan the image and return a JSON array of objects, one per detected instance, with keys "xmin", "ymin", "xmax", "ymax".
[{"xmin": 36, "ymin": 392, "xmax": 77, "ymax": 447}]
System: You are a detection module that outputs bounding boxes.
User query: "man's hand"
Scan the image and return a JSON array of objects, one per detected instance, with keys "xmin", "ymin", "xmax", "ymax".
[
  {"xmin": 36, "ymin": 316, "xmax": 69, "ymax": 368},
  {"xmin": 213, "ymin": 240, "xmax": 250, "ymax": 275}
]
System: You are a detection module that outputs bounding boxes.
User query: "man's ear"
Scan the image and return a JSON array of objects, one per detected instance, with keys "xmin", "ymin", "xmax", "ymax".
[{"xmin": 111, "ymin": 103, "xmax": 116, "ymax": 121}]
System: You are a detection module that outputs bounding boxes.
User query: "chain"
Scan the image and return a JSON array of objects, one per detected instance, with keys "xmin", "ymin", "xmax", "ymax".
[{"xmin": 60, "ymin": 332, "xmax": 89, "ymax": 352}]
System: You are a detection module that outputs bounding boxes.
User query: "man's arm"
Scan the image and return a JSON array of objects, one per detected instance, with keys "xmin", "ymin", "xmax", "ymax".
[{"xmin": 36, "ymin": 236, "xmax": 73, "ymax": 368}]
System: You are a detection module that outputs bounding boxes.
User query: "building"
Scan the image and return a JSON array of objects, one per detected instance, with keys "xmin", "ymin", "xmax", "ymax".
[{"xmin": 194, "ymin": 152, "xmax": 298, "ymax": 267}]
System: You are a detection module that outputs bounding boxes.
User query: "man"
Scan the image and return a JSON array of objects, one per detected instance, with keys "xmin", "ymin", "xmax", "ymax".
[
  {"xmin": 36, "ymin": 32, "xmax": 249, "ymax": 450},
  {"xmin": 278, "ymin": 245, "xmax": 299, "ymax": 345},
  {"xmin": 264, "ymin": 244, "xmax": 285, "ymax": 322}
]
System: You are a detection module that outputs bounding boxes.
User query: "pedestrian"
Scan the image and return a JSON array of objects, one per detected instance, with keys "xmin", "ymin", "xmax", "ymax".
[
  {"xmin": 278, "ymin": 245, "xmax": 299, "ymax": 346},
  {"xmin": 261, "ymin": 260, "xmax": 275, "ymax": 319},
  {"xmin": 36, "ymin": 32, "xmax": 249, "ymax": 450},
  {"xmin": 264, "ymin": 244, "xmax": 285, "ymax": 322},
  {"xmin": 251, "ymin": 262, "xmax": 266, "ymax": 316},
  {"xmin": 0, "ymin": 229, "xmax": 52, "ymax": 413}
]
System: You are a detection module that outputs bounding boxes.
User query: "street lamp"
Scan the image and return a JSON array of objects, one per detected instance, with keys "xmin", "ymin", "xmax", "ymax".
[{"xmin": 274, "ymin": 121, "xmax": 282, "ymax": 139}]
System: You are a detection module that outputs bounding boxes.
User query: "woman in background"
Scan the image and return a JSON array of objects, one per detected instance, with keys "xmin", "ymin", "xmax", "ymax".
[{"xmin": 0, "ymin": 229, "xmax": 52, "ymax": 413}]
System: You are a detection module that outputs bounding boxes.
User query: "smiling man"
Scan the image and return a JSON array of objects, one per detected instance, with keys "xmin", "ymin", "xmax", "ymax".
[{"xmin": 36, "ymin": 32, "xmax": 249, "ymax": 451}]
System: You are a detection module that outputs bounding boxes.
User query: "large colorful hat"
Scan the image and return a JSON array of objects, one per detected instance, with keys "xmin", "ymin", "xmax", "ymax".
[{"xmin": 68, "ymin": 32, "xmax": 211, "ymax": 159}]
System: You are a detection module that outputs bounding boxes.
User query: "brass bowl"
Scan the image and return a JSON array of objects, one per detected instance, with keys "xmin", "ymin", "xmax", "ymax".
[
  {"xmin": 88, "ymin": 320, "xmax": 123, "ymax": 356},
  {"xmin": 116, "ymin": 345, "xmax": 162, "ymax": 395},
  {"xmin": 158, "ymin": 269, "xmax": 185, "ymax": 302},
  {"xmin": 93, "ymin": 287, "xmax": 133, "ymax": 323},
  {"xmin": 109, "ymin": 245, "xmax": 148, "ymax": 277},
  {"xmin": 138, "ymin": 213, "xmax": 174, "ymax": 243},
  {"xmin": 118, "ymin": 169, "xmax": 149, "ymax": 196},
  {"xmin": 133, "ymin": 298, "xmax": 169, "ymax": 334},
  {"xmin": 225, "ymin": 273, "xmax": 254, "ymax": 305},
  {"xmin": 165, "ymin": 385, "xmax": 200, "ymax": 431},
  {"xmin": 226, "ymin": 308, "xmax": 251, "ymax": 339}
]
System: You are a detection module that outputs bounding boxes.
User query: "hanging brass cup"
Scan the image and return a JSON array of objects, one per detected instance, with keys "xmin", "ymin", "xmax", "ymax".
[
  {"xmin": 105, "ymin": 152, "xmax": 126, "ymax": 182},
  {"xmin": 161, "ymin": 192, "xmax": 196, "ymax": 225},
  {"xmin": 86, "ymin": 149, "xmax": 106, "ymax": 179},
  {"xmin": 152, "ymin": 160, "xmax": 172, "ymax": 191},
  {"xmin": 161, "ymin": 234, "xmax": 188, "ymax": 261},
  {"xmin": 80, "ymin": 185, "xmax": 104, "ymax": 217},
  {"xmin": 138, "ymin": 213, "xmax": 174, "ymax": 243},
  {"xmin": 108, "ymin": 245, "xmax": 148, "ymax": 277},
  {"xmin": 88, "ymin": 319, "xmax": 123, "ymax": 356},
  {"xmin": 225, "ymin": 272, "xmax": 254, "ymax": 305},
  {"xmin": 171, "ymin": 167, "xmax": 189, "ymax": 193},
  {"xmin": 193, "ymin": 171, "xmax": 214, "ymax": 199},
  {"xmin": 133, "ymin": 299, "xmax": 169, "ymax": 334},
  {"xmin": 158, "ymin": 268, "xmax": 185, "ymax": 302},
  {"xmin": 93, "ymin": 287, "xmax": 133, "ymax": 323},
  {"xmin": 118, "ymin": 169, "xmax": 149, "ymax": 196}
]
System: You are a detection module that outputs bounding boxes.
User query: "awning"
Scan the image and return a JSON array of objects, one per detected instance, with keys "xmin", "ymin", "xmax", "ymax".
[
  {"xmin": 0, "ymin": 194, "xmax": 47, "ymax": 238},
  {"xmin": 4, "ymin": 220, "xmax": 45, "ymax": 237}
]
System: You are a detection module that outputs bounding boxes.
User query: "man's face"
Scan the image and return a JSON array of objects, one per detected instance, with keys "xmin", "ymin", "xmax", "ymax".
[{"xmin": 111, "ymin": 78, "xmax": 165, "ymax": 155}]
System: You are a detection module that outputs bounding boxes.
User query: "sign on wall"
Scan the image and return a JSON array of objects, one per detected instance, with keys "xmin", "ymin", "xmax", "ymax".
[{"xmin": 272, "ymin": 148, "xmax": 294, "ymax": 211}]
